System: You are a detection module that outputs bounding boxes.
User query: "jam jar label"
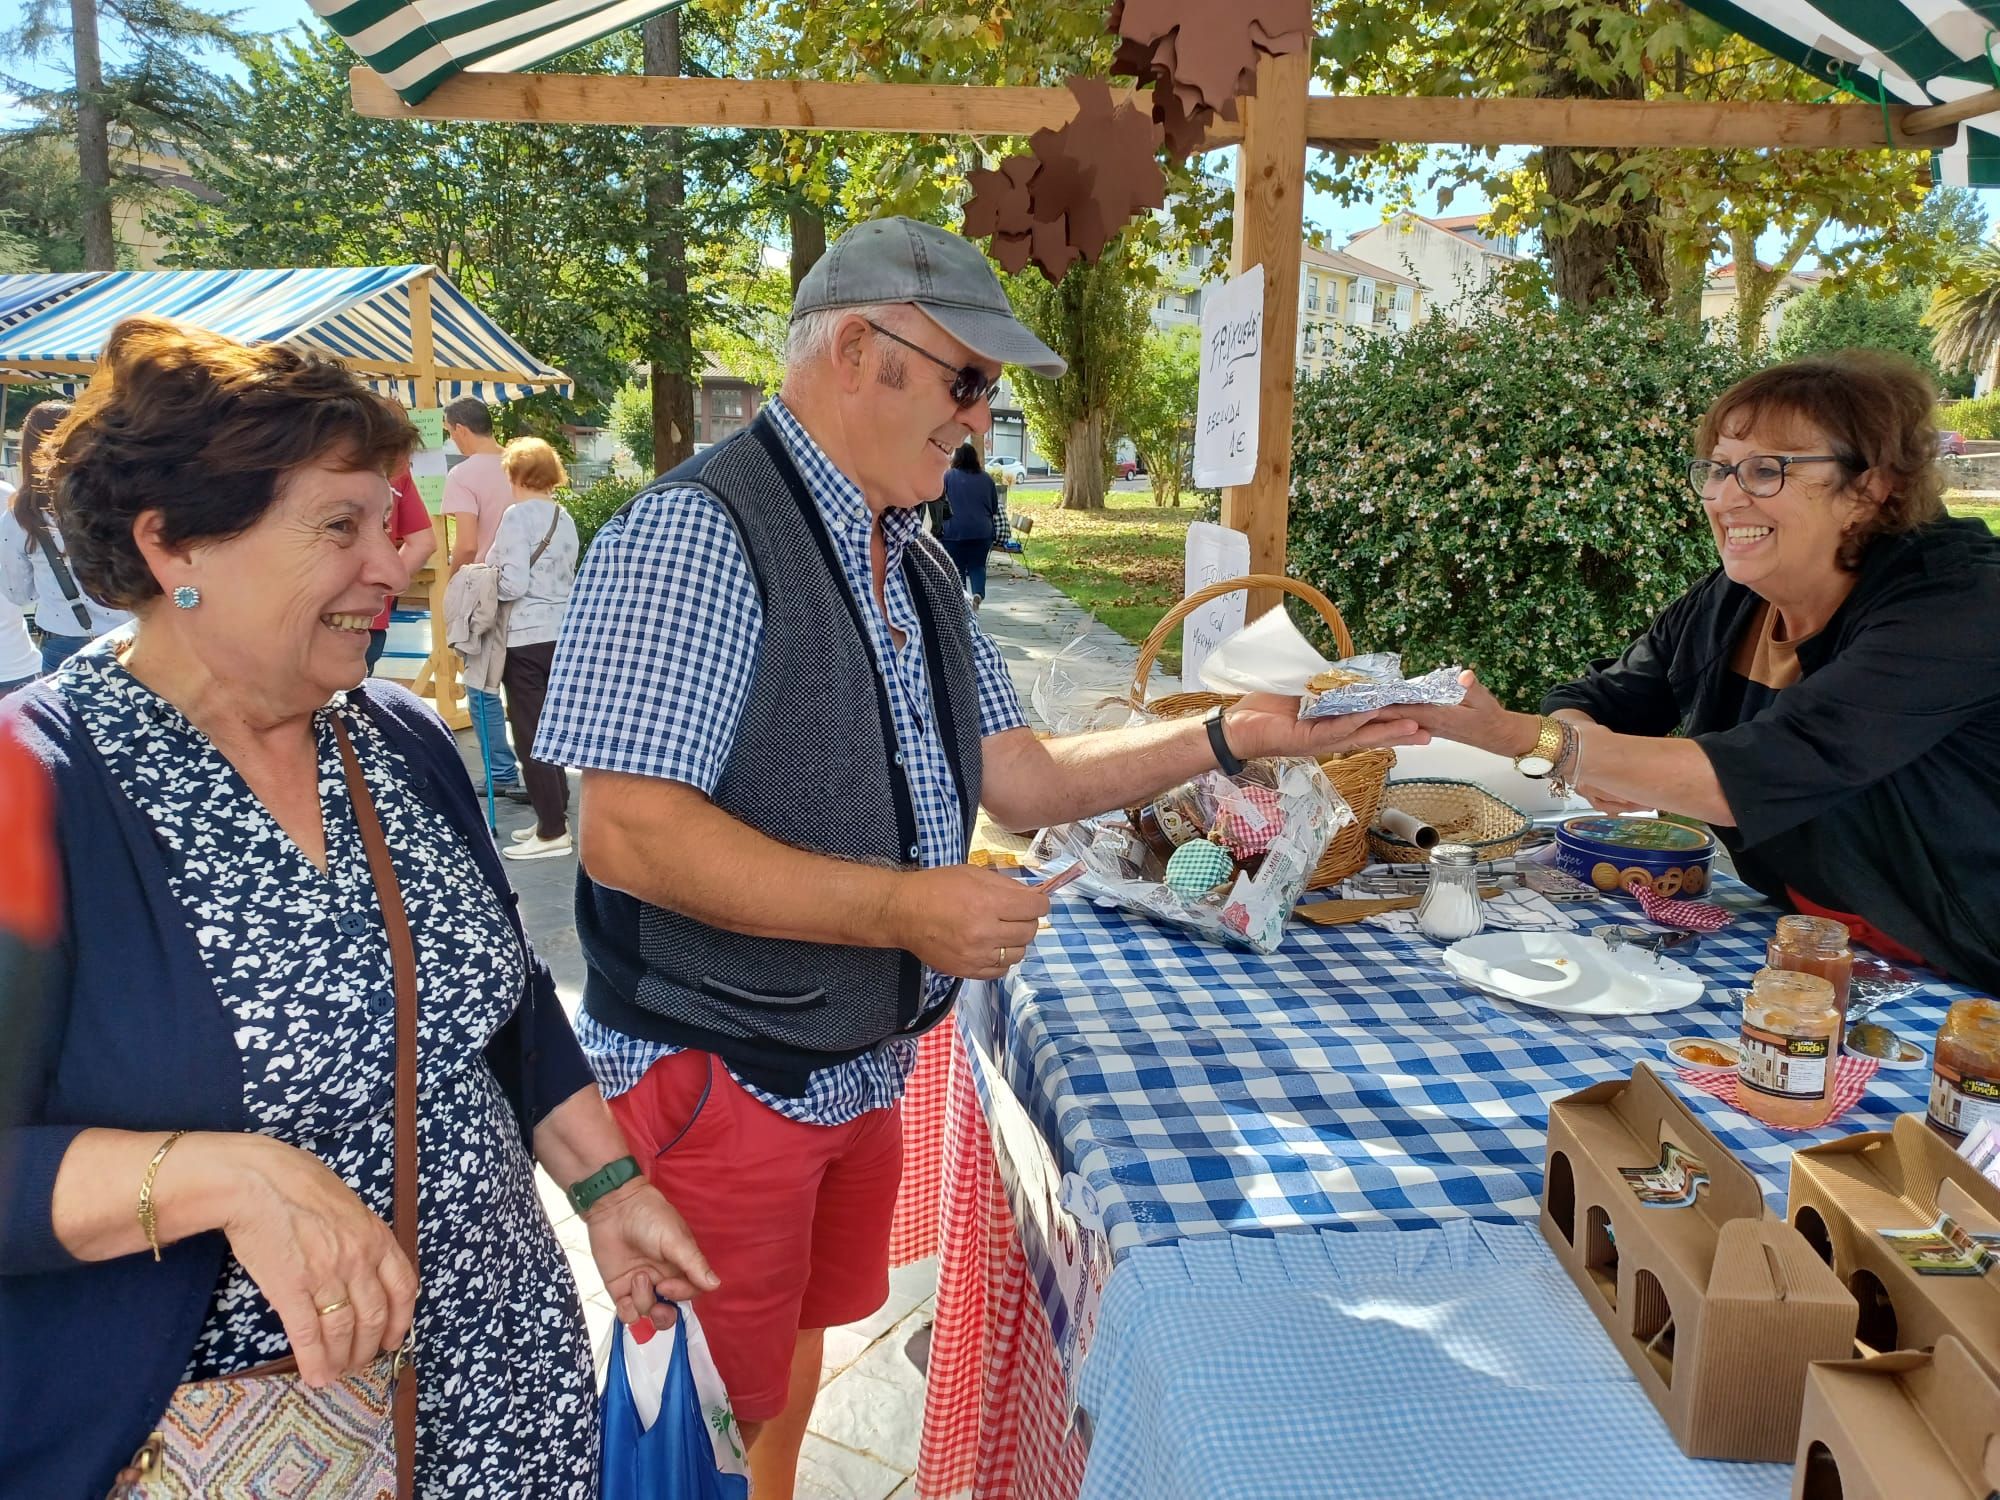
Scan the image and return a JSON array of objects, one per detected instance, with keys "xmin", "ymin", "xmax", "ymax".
[
  {"xmin": 1928, "ymin": 1064, "xmax": 2000, "ymax": 1140},
  {"xmin": 1739, "ymin": 1024, "xmax": 1831, "ymax": 1100}
]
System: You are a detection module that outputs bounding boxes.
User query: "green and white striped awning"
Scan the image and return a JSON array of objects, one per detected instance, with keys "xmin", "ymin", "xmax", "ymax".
[
  {"xmin": 307, "ymin": 0, "xmax": 684, "ymax": 104},
  {"xmin": 1684, "ymin": 0, "xmax": 2000, "ymax": 185}
]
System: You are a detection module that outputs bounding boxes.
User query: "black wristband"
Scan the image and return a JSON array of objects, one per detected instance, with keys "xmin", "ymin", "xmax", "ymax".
[{"xmin": 1205, "ymin": 707, "xmax": 1245, "ymax": 777}]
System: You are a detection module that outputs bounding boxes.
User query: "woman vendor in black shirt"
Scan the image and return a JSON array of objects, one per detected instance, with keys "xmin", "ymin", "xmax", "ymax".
[{"xmin": 1406, "ymin": 351, "xmax": 2000, "ymax": 992}]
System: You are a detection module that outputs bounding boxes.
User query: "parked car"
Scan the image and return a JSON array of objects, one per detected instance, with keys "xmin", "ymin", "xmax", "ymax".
[
  {"xmin": 990, "ymin": 457, "xmax": 1029, "ymax": 484},
  {"xmin": 1940, "ymin": 430, "xmax": 1968, "ymax": 457},
  {"xmin": 1115, "ymin": 459, "xmax": 1140, "ymax": 480}
]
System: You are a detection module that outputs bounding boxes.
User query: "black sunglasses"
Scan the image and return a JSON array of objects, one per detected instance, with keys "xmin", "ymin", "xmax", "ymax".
[{"xmin": 864, "ymin": 319, "xmax": 1003, "ymax": 408}]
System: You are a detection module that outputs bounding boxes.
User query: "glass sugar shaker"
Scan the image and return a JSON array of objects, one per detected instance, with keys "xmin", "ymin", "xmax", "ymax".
[{"xmin": 1416, "ymin": 843, "xmax": 1485, "ymax": 942}]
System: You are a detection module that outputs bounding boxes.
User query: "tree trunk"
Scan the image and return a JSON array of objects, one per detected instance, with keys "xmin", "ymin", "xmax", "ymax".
[
  {"xmin": 1059, "ymin": 409, "xmax": 1108, "ymax": 510},
  {"xmin": 644, "ymin": 13, "xmax": 696, "ymax": 474},
  {"xmin": 1528, "ymin": 4, "xmax": 1670, "ymax": 310},
  {"xmin": 789, "ymin": 201, "xmax": 826, "ymax": 294},
  {"xmin": 70, "ymin": 0, "xmax": 116, "ymax": 271}
]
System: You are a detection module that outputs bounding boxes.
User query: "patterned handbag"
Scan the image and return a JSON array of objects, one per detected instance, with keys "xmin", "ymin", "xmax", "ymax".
[{"xmin": 109, "ymin": 719, "xmax": 419, "ymax": 1500}]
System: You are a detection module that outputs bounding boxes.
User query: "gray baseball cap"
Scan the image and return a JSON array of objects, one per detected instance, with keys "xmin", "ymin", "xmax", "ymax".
[{"xmin": 791, "ymin": 216, "xmax": 1067, "ymax": 379}]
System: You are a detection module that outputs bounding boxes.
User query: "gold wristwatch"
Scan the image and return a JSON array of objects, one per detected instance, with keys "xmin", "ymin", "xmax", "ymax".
[{"xmin": 1513, "ymin": 715, "xmax": 1564, "ymax": 778}]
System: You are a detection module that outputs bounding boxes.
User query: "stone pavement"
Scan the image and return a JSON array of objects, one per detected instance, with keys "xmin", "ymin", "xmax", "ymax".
[{"xmin": 445, "ymin": 552, "xmax": 1160, "ymax": 1497}]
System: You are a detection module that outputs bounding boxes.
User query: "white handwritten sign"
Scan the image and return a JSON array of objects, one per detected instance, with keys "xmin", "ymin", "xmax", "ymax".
[
  {"xmin": 1181, "ymin": 521, "xmax": 1251, "ymax": 687},
  {"xmin": 1193, "ymin": 264, "xmax": 1263, "ymax": 489}
]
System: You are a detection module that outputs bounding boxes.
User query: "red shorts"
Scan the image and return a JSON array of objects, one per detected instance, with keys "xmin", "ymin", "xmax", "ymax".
[{"xmin": 608, "ymin": 1049, "xmax": 903, "ymax": 1422}]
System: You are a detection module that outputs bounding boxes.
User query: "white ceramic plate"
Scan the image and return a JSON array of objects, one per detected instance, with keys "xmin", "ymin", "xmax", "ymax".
[{"xmin": 1442, "ymin": 931, "xmax": 1705, "ymax": 1017}]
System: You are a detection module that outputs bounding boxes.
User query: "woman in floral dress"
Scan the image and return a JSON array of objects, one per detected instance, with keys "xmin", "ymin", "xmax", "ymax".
[{"xmin": 0, "ymin": 316, "xmax": 717, "ymax": 1498}]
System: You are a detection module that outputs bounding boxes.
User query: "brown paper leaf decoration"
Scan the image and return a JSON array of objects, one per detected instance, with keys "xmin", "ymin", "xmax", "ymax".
[
  {"xmin": 962, "ymin": 155, "xmax": 1038, "ymax": 241},
  {"xmin": 959, "ymin": 79, "xmax": 1164, "ymax": 280},
  {"xmin": 1110, "ymin": 0, "xmax": 1310, "ymax": 160},
  {"xmin": 959, "ymin": 0, "xmax": 1306, "ymax": 278}
]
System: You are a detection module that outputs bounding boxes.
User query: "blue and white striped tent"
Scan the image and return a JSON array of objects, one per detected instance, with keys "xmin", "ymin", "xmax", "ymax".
[
  {"xmin": 0, "ymin": 265, "xmax": 570, "ymax": 404},
  {"xmin": 0, "ymin": 272, "xmax": 103, "ymax": 335}
]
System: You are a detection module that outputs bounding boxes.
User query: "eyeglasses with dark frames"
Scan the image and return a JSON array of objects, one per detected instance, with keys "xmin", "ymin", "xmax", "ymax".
[
  {"xmin": 864, "ymin": 319, "xmax": 1004, "ymax": 409},
  {"xmin": 1686, "ymin": 453, "xmax": 1857, "ymax": 500}
]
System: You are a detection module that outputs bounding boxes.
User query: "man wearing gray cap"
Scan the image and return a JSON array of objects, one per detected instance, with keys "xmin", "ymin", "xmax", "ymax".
[{"xmin": 536, "ymin": 216, "xmax": 1418, "ymax": 1494}]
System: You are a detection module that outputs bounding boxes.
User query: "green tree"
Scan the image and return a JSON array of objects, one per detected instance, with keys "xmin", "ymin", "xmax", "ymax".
[
  {"xmin": 4, "ymin": 0, "xmax": 248, "ymax": 269},
  {"xmin": 1003, "ymin": 236, "xmax": 1154, "ymax": 510},
  {"xmin": 1925, "ymin": 244, "xmax": 2000, "ymax": 381},
  {"xmin": 1320, "ymin": 0, "xmax": 1940, "ymax": 339},
  {"xmin": 1773, "ymin": 284, "xmax": 1966, "ymax": 395},
  {"xmin": 608, "ymin": 382, "xmax": 656, "ymax": 474},
  {"xmin": 1122, "ymin": 325, "xmax": 1201, "ymax": 507},
  {"xmin": 161, "ymin": 28, "xmax": 754, "ymax": 433}
]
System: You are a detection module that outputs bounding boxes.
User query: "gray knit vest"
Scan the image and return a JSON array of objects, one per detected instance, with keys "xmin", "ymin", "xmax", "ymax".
[{"xmin": 577, "ymin": 412, "xmax": 985, "ymax": 1097}]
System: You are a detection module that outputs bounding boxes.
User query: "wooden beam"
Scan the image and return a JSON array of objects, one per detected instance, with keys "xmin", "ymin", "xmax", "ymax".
[
  {"xmin": 408, "ymin": 269, "xmax": 439, "ymax": 412},
  {"xmin": 347, "ymin": 65, "xmax": 1224, "ymax": 139},
  {"xmin": 1304, "ymin": 95, "xmax": 1953, "ymax": 151},
  {"xmin": 1902, "ymin": 88, "xmax": 2000, "ymax": 135},
  {"xmin": 351, "ymin": 66, "xmax": 1955, "ymax": 151},
  {"xmin": 1219, "ymin": 42, "xmax": 1310, "ymax": 625}
]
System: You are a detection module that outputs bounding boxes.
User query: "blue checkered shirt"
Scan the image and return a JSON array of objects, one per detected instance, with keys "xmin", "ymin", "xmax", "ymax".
[{"xmin": 538, "ymin": 398, "xmax": 1026, "ymax": 1124}]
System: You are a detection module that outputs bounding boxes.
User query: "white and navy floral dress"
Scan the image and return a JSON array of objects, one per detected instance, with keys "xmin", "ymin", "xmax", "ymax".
[{"xmin": 57, "ymin": 643, "xmax": 597, "ymax": 1497}]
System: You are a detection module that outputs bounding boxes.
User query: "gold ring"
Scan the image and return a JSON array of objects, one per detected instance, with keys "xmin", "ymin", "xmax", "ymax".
[
  {"xmin": 317, "ymin": 1297, "xmax": 352, "ymax": 1317},
  {"xmin": 996, "ymin": 946, "xmax": 1007, "ymax": 966}
]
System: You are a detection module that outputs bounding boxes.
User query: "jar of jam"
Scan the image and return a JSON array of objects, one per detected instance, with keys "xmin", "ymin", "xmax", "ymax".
[
  {"xmin": 1767, "ymin": 915, "xmax": 1853, "ymax": 1027},
  {"xmin": 1928, "ymin": 998, "xmax": 2000, "ymax": 1142},
  {"xmin": 1737, "ymin": 969, "xmax": 1840, "ymax": 1128}
]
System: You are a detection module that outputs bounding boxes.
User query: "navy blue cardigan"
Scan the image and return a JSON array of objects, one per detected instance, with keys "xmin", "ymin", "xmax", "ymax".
[{"xmin": 0, "ymin": 677, "xmax": 596, "ymax": 1499}]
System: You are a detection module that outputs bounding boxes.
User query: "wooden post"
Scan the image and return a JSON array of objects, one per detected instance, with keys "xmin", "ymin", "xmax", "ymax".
[
  {"xmin": 406, "ymin": 270, "xmax": 469, "ymax": 730},
  {"xmin": 1220, "ymin": 43, "xmax": 1311, "ymax": 622}
]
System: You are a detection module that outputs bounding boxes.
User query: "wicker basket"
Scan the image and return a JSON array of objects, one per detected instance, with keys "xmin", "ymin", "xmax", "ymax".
[
  {"xmin": 1365, "ymin": 778, "xmax": 1532, "ymax": 865},
  {"xmin": 1130, "ymin": 574, "xmax": 1393, "ymax": 890}
]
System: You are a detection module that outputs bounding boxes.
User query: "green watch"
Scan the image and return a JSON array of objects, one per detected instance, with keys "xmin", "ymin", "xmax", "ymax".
[{"xmin": 566, "ymin": 1155, "xmax": 642, "ymax": 1217}]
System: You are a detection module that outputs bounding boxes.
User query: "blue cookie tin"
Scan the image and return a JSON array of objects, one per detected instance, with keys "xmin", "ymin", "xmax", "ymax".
[{"xmin": 1553, "ymin": 815, "xmax": 1716, "ymax": 904}]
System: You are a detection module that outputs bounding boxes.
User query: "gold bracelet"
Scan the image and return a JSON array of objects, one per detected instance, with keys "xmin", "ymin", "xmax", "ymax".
[{"xmin": 137, "ymin": 1131, "xmax": 190, "ymax": 1262}]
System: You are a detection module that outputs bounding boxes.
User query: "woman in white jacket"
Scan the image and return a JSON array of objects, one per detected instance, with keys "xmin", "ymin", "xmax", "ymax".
[
  {"xmin": 490, "ymin": 437, "xmax": 580, "ymax": 861},
  {"xmin": 1, "ymin": 402, "xmax": 130, "ymax": 672}
]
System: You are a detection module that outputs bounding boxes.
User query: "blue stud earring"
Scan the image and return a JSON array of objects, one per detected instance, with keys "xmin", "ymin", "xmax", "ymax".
[{"xmin": 172, "ymin": 585, "xmax": 201, "ymax": 610}]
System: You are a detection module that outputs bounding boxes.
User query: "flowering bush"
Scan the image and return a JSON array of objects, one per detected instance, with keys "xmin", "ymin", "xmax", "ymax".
[{"xmin": 1288, "ymin": 295, "xmax": 1751, "ymax": 707}]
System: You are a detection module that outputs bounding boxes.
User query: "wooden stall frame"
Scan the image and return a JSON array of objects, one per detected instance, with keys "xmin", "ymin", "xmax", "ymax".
[{"xmin": 348, "ymin": 59, "xmax": 1963, "ymax": 619}]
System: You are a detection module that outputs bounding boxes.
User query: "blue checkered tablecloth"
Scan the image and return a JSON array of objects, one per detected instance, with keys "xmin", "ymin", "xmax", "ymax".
[
  {"xmin": 1074, "ymin": 1221, "xmax": 1791, "ymax": 1500},
  {"xmin": 957, "ymin": 877, "xmax": 1970, "ymax": 1258},
  {"xmin": 948, "ymin": 877, "xmax": 1982, "ymax": 1500}
]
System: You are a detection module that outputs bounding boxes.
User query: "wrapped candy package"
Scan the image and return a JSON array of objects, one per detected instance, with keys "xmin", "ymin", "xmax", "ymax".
[
  {"xmin": 1031, "ymin": 757, "xmax": 1351, "ymax": 953},
  {"xmin": 1298, "ymin": 652, "xmax": 1467, "ymax": 720}
]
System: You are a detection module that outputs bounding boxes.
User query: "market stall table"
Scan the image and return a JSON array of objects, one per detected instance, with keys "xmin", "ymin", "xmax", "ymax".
[{"xmin": 912, "ymin": 875, "xmax": 1980, "ymax": 1498}]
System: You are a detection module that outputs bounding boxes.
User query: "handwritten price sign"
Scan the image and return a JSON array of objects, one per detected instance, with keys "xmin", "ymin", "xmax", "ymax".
[{"xmin": 1193, "ymin": 264, "xmax": 1262, "ymax": 489}]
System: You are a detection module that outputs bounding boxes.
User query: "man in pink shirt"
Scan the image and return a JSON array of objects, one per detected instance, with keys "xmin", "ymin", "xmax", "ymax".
[{"xmin": 442, "ymin": 397, "xmax": 523, "ymax": 794}]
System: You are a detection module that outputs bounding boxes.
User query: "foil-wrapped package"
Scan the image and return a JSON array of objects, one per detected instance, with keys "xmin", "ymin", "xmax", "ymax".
[{"xmin": 1298, "ymin": 653, "xmax": 1467, "ymax": 720}]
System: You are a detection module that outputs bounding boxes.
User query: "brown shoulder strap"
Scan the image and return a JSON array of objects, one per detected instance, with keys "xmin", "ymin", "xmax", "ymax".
[
  {"xmin": 528, "ymin": 500, "xmax": 563, "ymax": 567},
  {"xmin": 330, "ymin": 715, "xmax": 419, "ymax": 1500}
]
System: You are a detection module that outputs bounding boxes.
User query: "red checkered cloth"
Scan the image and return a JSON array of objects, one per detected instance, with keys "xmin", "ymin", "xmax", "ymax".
[
  {"xmin": 917, "ymin": 1033, "xmax": 1089, "ymax": 1500},
  {"xmin": 1677, "ymin": 1052, "xmax": 1880, "ymax": 1131},
  {"xmin": 1626, "ymin": 876, "xmax": 1735, "ymax": 932},
  {"xmin": 889, "ymin": 1022, "xmax": 957, "ymax": 1267},
  {"xmin": 1214, "ymin": 782, "xmax": 1283, "ymax": 860}
]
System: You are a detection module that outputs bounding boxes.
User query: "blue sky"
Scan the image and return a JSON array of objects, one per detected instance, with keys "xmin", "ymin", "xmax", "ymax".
[{"xmin": 9, "ymin": 0, "xmax": 1996, "ymax": 264}]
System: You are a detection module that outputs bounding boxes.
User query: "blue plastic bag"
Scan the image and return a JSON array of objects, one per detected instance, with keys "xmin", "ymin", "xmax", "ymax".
[{"xmin": 600, "ymin": 1313, "xmax": 749, "ymax": 1500}]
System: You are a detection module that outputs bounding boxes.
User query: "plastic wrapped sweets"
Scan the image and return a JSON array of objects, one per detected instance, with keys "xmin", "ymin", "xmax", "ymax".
[{"xmin": 1031, "ymin": 757, "xmax": 1352, "ymax": 953}]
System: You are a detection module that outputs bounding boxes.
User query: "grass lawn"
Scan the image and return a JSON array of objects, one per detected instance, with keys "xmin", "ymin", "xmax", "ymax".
[
  {"xmin": 1006, "ymin": 484, "xmax": 1198, "ymax": 674},
  {"xmin": 1950, "ymin": 499, "xmax": 2000, "ymax": 535}
]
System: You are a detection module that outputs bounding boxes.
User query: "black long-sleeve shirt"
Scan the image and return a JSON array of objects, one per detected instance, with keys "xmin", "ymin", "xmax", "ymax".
[{"xmin": 1542, "ymin": 517, "xmax": 2000, "ymax": 993}]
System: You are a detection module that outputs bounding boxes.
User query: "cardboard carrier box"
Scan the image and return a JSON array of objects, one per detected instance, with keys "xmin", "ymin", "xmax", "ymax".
[
  {"xmin": 1541, "ymin": 1064, "xmax": 1856, "ymax": 1462},
  {"xmin": 1788, "ymin": 1112, "xmax": 2000, "ymax": 1380},
  {"xmin": 1791, "ymin": 1337, "xmax": 2000, "ymax": 1500}
]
